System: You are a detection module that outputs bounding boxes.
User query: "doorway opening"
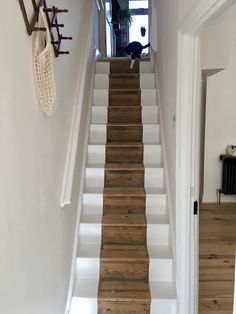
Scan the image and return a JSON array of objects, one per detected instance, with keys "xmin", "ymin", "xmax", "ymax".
[
  {"xmin": 129, "ymin": 1, "xmax": 149, "ymax": 54},
  {"xmin": 104, "ymin": 0, "xmax": 149, "ymax": 57},
  {"xmin": 176, "ymin": 0, "xmax": 236, "ymax": 313}
]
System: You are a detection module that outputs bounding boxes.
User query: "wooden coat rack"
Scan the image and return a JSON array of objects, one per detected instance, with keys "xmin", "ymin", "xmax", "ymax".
[{"xmin": 19, "ymin": 0, "xmax": 72, "ymax": 57}]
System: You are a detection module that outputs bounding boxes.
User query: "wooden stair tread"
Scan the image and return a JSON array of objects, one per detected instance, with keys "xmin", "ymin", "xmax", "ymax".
[
  {"xmin": 109, "ymin": 88, "xmax": 141, "ymax": 92},
  {"xmin": 102, "ymin": 244, "xmax": 148, "ymax": 251},
  {"xmin": 101, "ymin": 245, "xmax": 149, "ymax": 261},
  {"xmin": 108, "ymin": 105, "xmax": 141, "ymax": 109},
  {"xmin": 110, "ymin": 74, "xmax": 139, "ymax": 79},
  {"xmin": 102, "ymin": 213, "xmax": 146, "ymax": 226},
  {"xmin": 99, "ymin": 280, "xmax": 151, "ymax": 301},
  {"xmin": 106, "ymin": 142, "xmax": 143, "ymax": 147},
  {"xmin": 107, "ymin": 123, "xmax": 142, "ymax": 127},
  {"xmin": 105, "ymin": 163, "xmax": 144, "ymax": 170},
  {"xmin": 103, "ymin": 187, "xmax": 145, "ymax": 196}
]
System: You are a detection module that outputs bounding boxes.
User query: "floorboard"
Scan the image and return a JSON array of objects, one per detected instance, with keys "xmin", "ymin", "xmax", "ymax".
[{"xmin": 199, "ymin": 203, "xmax": 236, "ymax": 313}]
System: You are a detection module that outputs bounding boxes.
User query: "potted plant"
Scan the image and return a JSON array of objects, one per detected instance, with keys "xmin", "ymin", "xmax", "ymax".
[
  {"xmin": 119, "ymin": 8, "xmax": 134, "ymax": 25},
  {"xmin": 140, "ymin": 26, "xmax": 146, "ymax": 37}
]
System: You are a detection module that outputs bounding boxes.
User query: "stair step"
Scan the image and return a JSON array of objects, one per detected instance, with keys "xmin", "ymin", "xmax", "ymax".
[
  {"xmin": 103, "ymin": 193, "xmax": 145, "ymax": 214},
  {"xmin": 100, "ymin": 245, "xmax": 149, "ymax": 281},
  {"xmin": 105, "ymin": 162, "xmax": 144, "ymax": 170},
  {"xmin": 105, "ymin": 163, "xmax": 144, "ymax": 187},
  {"xmin": 107, "ymin": 124, "xmax": 143, "ymax": 142},
  {"xmin": 106, "ymin": 142, "xmax": 143, "ymax": 147},
  {"xmin": 84, "ymin": 214, "xmax": 170, "ymax": 238},
  {"xmin": 82, "ymin": 191, "xmax": 167, "ymax": 218},
  {"xmin": 110, "ymin": 59, "xmax": 139, "ymax": 73},
  {"xmin": 100, "ymin": 262, "xmax": 149, "ymax": 281},
  {"xmin": 95, "ymin": 74, "xmax": 155, "ymax": 89},
  {"xmin": 78, "ymin": 242, "xmax": 172, "ymax": 260},
  {"xmin": 108, "ymin": 106, "xmax": 141, "ymax": 123},
  {"xmin": 102, "ymin": 225, "xmax": 147, "ymax": 245},
  {"xmin": 80, "ymin": 214, "xmax": 169, "ymax": 246},
  {"xmin": 99, "ymin": 258, "xmax": 173, "ymax": 283},
  {"xmin": 70, "ymin": 280, "xmax": 176, "ymax": 314},
  {"xmin": 96, "ymin": 60, "xmax": 152, "ymax": 75},
  {"xmin": 102, "ymin": 213, "xmax": 146, "ymax": 226},
  {"xmin": 104, "ymin": 187, "xmax": 145, "ymax": 196},
  {"xmin": 109, "ymin": 89, "xmax": 141, "ymax": 106},
  {"xmin": 88, "ymin": 144, "xmax": 162, "ymax": 165},
  {"xmin": 101, "ymin": 244, "xmax": 149, "ymax": 260},
  {"xmin": 90, "ymin": 124, "xmax": 160, "ymax": 144},
  {"xmin": 107, "ymin": 123, "xmax": 142, "ymax": 126},
  {"xmin": 109, "ymin": 74, "xmax": 140, "ymax": 89},
  {"xmin": 106, "ymin": 143, "xmax": 143, "ymax": 163},
  {"xmin": 92, "ymin": 106, "xmax": 158, "ymax": 124},
  {"xmin": 93, "ymin": 89, "xmax": 157, "ymax": 107},
  {"xmin": 75, "ymin": 253, "xmax": 173, "ymax": 283},
  {"xmin": 98, "ymin": 279, "xmax": 151, "ymax": 302},
  {"xmin": 105, "ymin": 171, "xmax": 144, "ymax": 188},
  {"xmin": 85, "ymin": 166, "xmax": 164, "ymax": 190}
]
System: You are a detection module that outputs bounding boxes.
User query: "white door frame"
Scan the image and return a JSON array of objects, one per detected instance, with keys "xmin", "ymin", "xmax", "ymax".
[{"xmin": 176, "ymin": 0, "xmax": 236, "ymax": 313}]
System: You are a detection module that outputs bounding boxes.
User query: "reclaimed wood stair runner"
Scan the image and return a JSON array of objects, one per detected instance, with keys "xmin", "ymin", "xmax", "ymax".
[{"xmin": 98, "ymin": 60, "xmax": 151, "ymax": 314}]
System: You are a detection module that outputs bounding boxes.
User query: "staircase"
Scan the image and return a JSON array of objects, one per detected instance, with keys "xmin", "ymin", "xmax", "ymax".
[{"xmin": 69, "ymin": 58, "xmax": 176, "ymax": 314}]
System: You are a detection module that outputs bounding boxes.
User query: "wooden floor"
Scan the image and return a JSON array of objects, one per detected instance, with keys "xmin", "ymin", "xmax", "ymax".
[{"xmin": 199, "ymin": 203, "xmax": 236, "ymax": 314}]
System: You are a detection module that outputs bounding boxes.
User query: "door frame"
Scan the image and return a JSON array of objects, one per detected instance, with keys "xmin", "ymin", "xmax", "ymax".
[{"xmin": 176, "ymin": 0, "xmax": 236, "ymax": 313}]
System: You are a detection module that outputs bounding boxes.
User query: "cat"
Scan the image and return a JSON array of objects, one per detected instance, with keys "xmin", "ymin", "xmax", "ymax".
[{"xmin": 226, "ymin": 145, "xmax": 236, "ymax": 156}]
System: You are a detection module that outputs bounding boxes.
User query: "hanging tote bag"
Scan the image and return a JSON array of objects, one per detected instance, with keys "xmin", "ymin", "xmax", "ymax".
[{"xmin": 32, "ymin": 8, "xmax": 57, "ymax": 116}]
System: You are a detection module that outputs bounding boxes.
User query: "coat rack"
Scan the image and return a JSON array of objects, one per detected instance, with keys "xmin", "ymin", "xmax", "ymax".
[{"xmin": 19, "ymin": 0, "xmax": 72, "ymax": 57}]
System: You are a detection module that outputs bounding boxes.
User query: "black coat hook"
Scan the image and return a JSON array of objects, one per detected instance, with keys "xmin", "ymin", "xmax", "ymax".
[{"xmin": 19, "ymin": 0, "xmax": 73, "ymax": 57}]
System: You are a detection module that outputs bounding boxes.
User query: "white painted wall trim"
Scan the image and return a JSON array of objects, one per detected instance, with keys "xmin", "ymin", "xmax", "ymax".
[
  {"xmin": 178, "ymin": 0, "xmax": 236, "ymax": 34},
  {"xmin": 151, "ymin": 51, "xmax": 176, "ymax": 264},
  {"xmin": 60, "ymin": 1, "xmax": 95, "ymax": 208},
  {"xmin": 64, "ymin": 51, "xmax": 97, "ymax": 314},
  {"xmin": 176, "ymin": 1, "xmax": 236, "ymax": 314}
]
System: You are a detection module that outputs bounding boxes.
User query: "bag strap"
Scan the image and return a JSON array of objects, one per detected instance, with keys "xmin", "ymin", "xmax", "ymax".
[{"xmin": 34, "ymin": 8, "xmax": 51, "ymax": 56}]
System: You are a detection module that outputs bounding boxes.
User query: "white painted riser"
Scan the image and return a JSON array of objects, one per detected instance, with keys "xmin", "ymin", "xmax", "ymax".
[
  {"xmin": 89, "ymin": 124, "xmax": 160, "ymax": 144},
  {"xmin": 95, "ymin": 61, "xmax": 152, "ymax": 74},
  {"xmin": 85, "ymin": 167, "xmax": 164, "ymax": 190},
  {"xmin": 93, "ymin": 89, "xmax": 157, "ymax": 106},
  {"xmin": 91, "ymin": 106, "xmax": 159, "ymax": 124},
  {"xmin": 87, "ymin": 144, "xmax": 163, "ymax": 166}
]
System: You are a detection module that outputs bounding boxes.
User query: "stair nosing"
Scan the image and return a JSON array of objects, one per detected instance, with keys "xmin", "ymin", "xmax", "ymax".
[{"xmin": 107, "ymin": 123, "xmax": 143, "ymax": 126}]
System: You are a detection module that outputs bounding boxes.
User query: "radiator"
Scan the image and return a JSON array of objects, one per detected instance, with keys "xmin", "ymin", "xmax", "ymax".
[{"xmin": 219, "ymin": 155, "xmax": 236, "ymax": 202}]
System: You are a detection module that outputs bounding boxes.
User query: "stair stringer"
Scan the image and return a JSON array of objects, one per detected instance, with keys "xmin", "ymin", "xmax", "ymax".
[{"xmin": 150, "ymin": 53, "xmax": 177, "ymax": 314}]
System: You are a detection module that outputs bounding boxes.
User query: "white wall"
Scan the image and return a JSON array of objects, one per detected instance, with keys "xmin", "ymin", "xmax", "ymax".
[
  {"xmin": 200, "ymin": 4, "xmax": 236, "ymax": 202},
  {"xmin": 177, "ymin": 0, "xmax": 200, "ymax": 21},
  {"xmin": 203, "ymin": 43, "xmax": 236, "ymax": 202},
  {"xmin": 201, "ymin": 4, "xmax": 236, "ymax": 69},
  {"xmin": 0, "ymin": 1, "xmax": 96, "ymax": 313},
  {"xmin": 153, "ymin": 0, "xmax": 199, "ymax": 231}
]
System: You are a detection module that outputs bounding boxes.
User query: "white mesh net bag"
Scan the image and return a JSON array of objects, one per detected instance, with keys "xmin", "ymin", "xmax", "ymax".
[{"xmin": 32, "ymin": 8, "xmax": 57, "ymax": 116}]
